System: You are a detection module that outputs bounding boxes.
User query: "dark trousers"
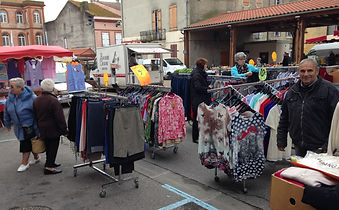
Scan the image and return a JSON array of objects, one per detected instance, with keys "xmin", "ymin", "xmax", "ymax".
[
  {"xmin": 44, "ymin": 137, "xmax": 60, "ymax": 168},
  {"xmin": 294, "ymin": 144, "xmax": 322, "ymax": 157},
  {"xmin": 192, "ymin": 104, "xmax": 199, "ymax": 142}
]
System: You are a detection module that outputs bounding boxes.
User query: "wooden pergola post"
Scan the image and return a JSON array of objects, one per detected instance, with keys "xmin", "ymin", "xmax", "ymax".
[
  {"xmin": 294, "ymin": 18, "xmax": 306, "ymax": 64},
  {"xmin": 229, "ymin": 26, "xmax": 237, "ymax": 67},
  {"xmin": 184, "ymin": 30, "xmax": 190, "ymax": 67}
]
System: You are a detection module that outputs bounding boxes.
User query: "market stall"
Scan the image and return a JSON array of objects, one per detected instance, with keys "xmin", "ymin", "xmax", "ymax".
[{"xmin": 0, "ymin": 45, "xmax": 73, "ymax": 124}]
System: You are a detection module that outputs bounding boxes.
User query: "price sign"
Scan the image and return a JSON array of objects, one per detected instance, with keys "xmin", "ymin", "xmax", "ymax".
[
  {"xmin": 259, "ymin": 67, "xmax": 267, "ymax": 81},
  {"xmin": 130, "ymin": 65, "xmax": 151, "ymax": 86},
  {"xmin": 249, "ymin": 59, "xmax": 255, "ymax": 66}
]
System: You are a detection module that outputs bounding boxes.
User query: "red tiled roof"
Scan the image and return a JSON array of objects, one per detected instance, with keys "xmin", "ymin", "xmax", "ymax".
[
  {"xmin": 186, "ymin": 0, "xmax": 339, "ymax": 30},
  {"xmin": 70, "ymin": 48, "xmax": 95, "ymax": 58}
]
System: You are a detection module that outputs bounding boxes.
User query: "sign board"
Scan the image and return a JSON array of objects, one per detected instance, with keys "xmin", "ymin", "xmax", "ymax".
[{"xmin": 130, "ymin": 65, "xmax": 151, "ymax": 86}]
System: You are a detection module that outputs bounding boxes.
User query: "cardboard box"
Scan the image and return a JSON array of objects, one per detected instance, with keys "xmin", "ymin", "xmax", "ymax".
[{"xmin": 270, "ymin": 174, "xmax": 315, "ymax": 210}]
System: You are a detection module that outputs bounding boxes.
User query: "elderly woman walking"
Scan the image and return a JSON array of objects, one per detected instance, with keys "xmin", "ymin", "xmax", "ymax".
[
  {"xmin": 4, "ymin": 77, "xmax": 40, "ymax": 172},
  {"xmin": 33, "ymin": 79, "xmax": 68, "ymax": 175},
  {"xmin": 231, "ymin": 52, "xmax": 259, "ymax": 78}
]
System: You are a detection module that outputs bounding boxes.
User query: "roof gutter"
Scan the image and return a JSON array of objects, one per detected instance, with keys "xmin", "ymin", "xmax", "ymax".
[{"xmin": 184, "ymin": 6, "xmax": 339, "ymax": 31}]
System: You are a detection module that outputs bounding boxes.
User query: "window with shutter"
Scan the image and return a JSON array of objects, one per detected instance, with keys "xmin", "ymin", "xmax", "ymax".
[
  {"xmin": 157, "ymin": 9, "xmax": 162, "ymax": 30},
  {"xmin": 243, "ymin": 0, "xmax": 250, "ymax": 6},
  {"xmin": 171, "ymin": 44, "xmax": 177, "ymax": 58},
  {"xmin": 169, "ymin": 5, "xmax": 177, "ymax": 31},
  {"xmin": 152, "ymin": 10, "xmax": 156, "ymax": 32}
]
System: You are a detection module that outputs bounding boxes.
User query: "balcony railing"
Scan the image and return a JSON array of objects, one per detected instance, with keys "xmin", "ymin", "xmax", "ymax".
[{"xmin": 140, "ymin": 29, "xmax": 166, "ymax": 42}]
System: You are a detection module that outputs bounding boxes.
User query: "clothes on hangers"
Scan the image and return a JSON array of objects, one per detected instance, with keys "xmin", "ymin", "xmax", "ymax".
[
  {"xmin": 120, "ymin": 86, "xmax": 186, "ymax": 147},
  {"xmin": 68, "ymin": 94, "xmax": 145, "ymax": 174},
  {"xmin": 41, "ymin": 56, "xmax": 56, "ymax": 78},
  {"xmin": 66, "ymin": 63, "xmax": 85, "ymax": 91},
  {"xmin": 7, "ymin": 59, "xmax": 22, "ymax": 79},
  {"xmin": 24, "ymin": 59, "xmax": 44, "ymax": 90}
]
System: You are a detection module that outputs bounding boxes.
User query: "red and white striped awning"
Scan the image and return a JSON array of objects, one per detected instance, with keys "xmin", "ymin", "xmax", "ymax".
[{"xmin": 306, "ymin": 31, "xmax": 339, "ymax": 44}]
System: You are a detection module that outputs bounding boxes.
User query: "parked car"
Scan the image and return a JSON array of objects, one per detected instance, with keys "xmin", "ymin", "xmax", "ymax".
[{"xmin": 142, "ymin": 58, "xmax": 187, "ymax": 79}]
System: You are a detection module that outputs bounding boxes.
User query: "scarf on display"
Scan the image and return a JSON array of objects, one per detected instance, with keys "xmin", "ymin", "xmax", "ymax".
[{"xmin": 236, "ymin": 63, "xmax": 249, "ymax": 74}]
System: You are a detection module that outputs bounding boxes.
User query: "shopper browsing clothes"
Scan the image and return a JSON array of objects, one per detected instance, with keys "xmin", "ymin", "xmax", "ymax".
[
  {"xmin": 231, "ymin": 52, "xmax": 260, "ymax": 79},
  {"xmin": 190, "ymin": 58, "xmax": 212, "ymax": 144},
  {"xmin": 33, "ymin": 79, "xmax": 68, "ymax": 175},
  {"xmin": 4, "ymin": 78, "xmax": 40, "ymax": 172},
  {"xmin": 277, "ymin": 58, "xmax": 339, "ymax": 157}
]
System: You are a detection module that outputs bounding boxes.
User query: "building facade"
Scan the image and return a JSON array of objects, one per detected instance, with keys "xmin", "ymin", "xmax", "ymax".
[
  {"xmin": 45, "ymin": 0, "xmax": 121, "ymax": 51},
  {"xmin": 0, "ymin": 0, "xmax": 45, "ymax": 46},
  {"xmin": 121, "ymin": 0, "xmax": 300, "ymax": 64}
]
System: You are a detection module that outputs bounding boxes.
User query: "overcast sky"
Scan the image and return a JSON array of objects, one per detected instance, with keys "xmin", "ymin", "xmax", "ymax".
[{"xmin": 42, "ymin": 0, "xmax": 118, "ymax": 22}]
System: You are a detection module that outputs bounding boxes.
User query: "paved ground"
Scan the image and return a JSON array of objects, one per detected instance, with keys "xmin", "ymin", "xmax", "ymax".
[{"xmin": 0, "ymin": 108, "xmax": 261, "ymax": 210}]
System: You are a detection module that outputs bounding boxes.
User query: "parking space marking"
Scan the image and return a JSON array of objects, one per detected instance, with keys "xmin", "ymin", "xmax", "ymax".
[
  {"xmin": 0, "ymin": 138, "xmax": 17, "ymax": 143},
  {"xmin": 160, "ymin": 184, "xmax": 218, "ymax": 210},
  {"xmin": 158, "ymin": 198, "xmax": 190, "ymax": 210}
]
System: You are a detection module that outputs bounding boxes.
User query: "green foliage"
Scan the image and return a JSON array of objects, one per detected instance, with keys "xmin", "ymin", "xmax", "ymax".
[{"xmin": 174, "ymin": 68, "xmax": 192, "ymax": 73}]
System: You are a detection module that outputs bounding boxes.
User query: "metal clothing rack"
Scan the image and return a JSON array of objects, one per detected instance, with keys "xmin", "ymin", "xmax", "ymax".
[
  {"xmin": 72, "ymin": 94, "xmax": 139, "ymax": 198},
  {"xmin": 208, "ymin": 77, "xmax": 298, "ymax": 93}
]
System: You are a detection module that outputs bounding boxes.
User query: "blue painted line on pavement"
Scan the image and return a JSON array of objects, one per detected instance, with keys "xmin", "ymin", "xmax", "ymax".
[
  {"xmin": 158, "ymin": 198, "xmax": 190, "ymax": 210},
  {"xmin": 0, "ymin": 138, "xmax": 17, "ymax": 143},
  {"xmin": 161, "ymin": 184, "xmax": 218, "ymax": 210}
]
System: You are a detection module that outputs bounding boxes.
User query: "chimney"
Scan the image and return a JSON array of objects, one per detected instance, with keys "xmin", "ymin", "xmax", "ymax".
[{"xmin": 80, "ymin": 1, "xmax": 89, "ymax": 12}]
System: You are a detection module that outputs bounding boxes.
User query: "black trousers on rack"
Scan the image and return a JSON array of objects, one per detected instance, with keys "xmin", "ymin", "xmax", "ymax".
[
  {"xmin": 86, "ymin": 100, "xmax": 105, "ymax": 154},
  {"xmin": 44, "ymin": 137, "xmax": 60, "ymax": 168}
]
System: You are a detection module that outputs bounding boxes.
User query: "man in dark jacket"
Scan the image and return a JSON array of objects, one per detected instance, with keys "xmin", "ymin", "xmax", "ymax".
[
  {"xmin": 277, "ymin": 58, "xmax": 339, "ymax": 157},
  {"xmin": 33, "ymin": 79, "xmax": 68, "ymax": 175},
  {"xmin": 190, "ymin": 58, "xmax": 211, "ymax": 143}
]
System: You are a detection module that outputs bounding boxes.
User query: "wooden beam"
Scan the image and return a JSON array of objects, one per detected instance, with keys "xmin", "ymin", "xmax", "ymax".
[
  {"xmin": 184, "ymin": 30, "xmax": 189, "ymax": 67},
  {"xmin": 294, "ymin": 18, "xmax": 307, "ymax": 64},
  {"xmin": 229, "ymin": 27, "xmax": 237, "ymax": 67}
]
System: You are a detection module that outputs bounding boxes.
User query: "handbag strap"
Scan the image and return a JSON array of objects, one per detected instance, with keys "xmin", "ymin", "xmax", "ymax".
[{"xmin": 13, "ymin": 101, "xmax": 22, "ymax": 126}]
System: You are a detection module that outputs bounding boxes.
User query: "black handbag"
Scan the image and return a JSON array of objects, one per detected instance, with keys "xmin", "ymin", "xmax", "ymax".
[{"xmin": 22, "ymin": 125, "xmax": 36, "ymax": 140}]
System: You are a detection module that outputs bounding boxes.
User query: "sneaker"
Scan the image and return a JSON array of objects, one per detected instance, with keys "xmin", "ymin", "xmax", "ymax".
[
  {"xmin": 29, "ymin": 156, "xmax": 41, "ymax": 165},
  {"xmin": 17, "ymin": 164, "xmax": 30, "ymax": 172}
]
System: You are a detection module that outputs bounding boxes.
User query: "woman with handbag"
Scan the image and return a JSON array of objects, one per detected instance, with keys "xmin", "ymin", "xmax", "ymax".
[
  {"xmin": 33, "ymin": 79, "xmax": 68, "ymax": 175},
  {"xmin": 4, "ymin": 78, "xmax": 40, "ymax": 172}
]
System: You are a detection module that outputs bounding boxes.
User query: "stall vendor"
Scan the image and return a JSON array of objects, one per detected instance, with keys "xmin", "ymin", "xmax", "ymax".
[{"xmin": 231, "ymin": 52, "xmax": 260, "ymax": 78}]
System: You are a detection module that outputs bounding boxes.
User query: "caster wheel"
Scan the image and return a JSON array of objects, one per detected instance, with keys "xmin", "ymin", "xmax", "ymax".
[
  {"xmin": 73, "ymin": 169, "xmax": 77, "ymax": 177},
  {"xmin": 214, "ymin": 176, "xmax": 220, "ymax": 182},
  {"xmin": 134, "ymin": 179, "xmax": 139, "ymax": 188},
  {"xmin": 173, "ymin": 147, "xmax": 178, "ymax": 153},
  {"xmin": 151, "ymin": 153, "xmax": 155, "ymax": 159},
  {"xmin": 243, "ymin": 188, "xmax": 248, "ymax": 194},
  {"xmin": 99, "ymin": 190, "xmax": 106, "ymax": 198}
]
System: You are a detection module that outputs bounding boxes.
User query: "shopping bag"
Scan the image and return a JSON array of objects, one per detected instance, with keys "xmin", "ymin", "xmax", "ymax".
[{"xmin": 31, "ymin": 136, "xmax": 45, "ymax": 153}]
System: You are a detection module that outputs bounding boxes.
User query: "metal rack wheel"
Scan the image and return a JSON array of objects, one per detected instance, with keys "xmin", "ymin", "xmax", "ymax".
[
  {"xmin": 134, "ymin": 178, "xmax": 139, "ymax": 188},
  {"xmin": 99, "ymin": 190, "xmax": 106, "ymax": 198},
  {"xmin": 173, "ymin": 146, "xmax": 178, "ymax": 153},
  {"xmin": 151, "ymin": 152, "xmax": 155, "ymax": 159},
  {"xmin": 214, "ymin": 176, "xmax": 220, "ymax": 182},
  {"xmin": 73, "ymin": 169, "xmax": 77, "ymax": 177}
]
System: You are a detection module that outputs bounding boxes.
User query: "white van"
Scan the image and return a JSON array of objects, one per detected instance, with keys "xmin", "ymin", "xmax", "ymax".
[
  {"xmin": 307, "ymin": 42, "xmax": 339, "ymax": 65},
  {"xmin": 142, "ymin": 58, "xmax": 186, "ymax": 78},
  {"xmin": 90, "ymin": 43, "xmax": 173, "ymax": 87}
]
